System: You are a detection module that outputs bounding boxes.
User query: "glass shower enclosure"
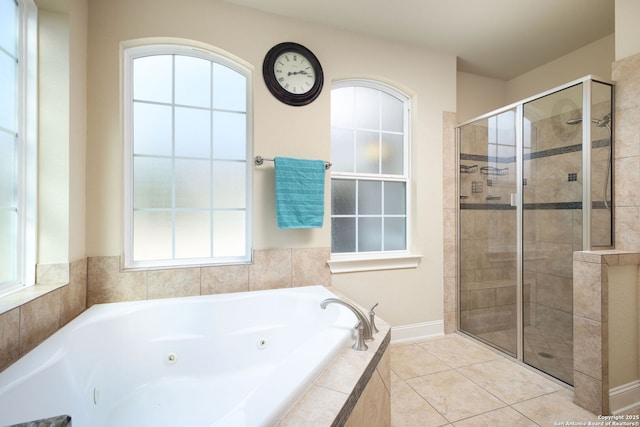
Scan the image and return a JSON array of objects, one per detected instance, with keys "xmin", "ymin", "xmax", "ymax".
[{"xmin": 457, "ymin": 76, "xmax": 614, "ymax": 384}]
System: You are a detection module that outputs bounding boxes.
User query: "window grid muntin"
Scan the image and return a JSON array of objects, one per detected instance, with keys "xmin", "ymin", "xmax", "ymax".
[
  {"xmin": 331, "ymin": 175, "xmax": 407, "ymax": 253},
  {"xmin": 131, "ymin": 55, "xmax": 246, "ymax": 260},
  {"xmin": 126, "ymin": 45, "xmax": 251, "ymax": 268}
]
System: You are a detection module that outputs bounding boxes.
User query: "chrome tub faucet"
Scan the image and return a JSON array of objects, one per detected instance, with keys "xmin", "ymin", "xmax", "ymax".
[{"xmin": 320, "ymin": 298, "xmax": 376, "ymax": 350}]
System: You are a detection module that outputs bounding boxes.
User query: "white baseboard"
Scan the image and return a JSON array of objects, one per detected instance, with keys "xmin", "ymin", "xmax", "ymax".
[
  {"xmin": 610, "ymin": 380, "xmax": 640, "ymax": 415},
  {"xmin": 391, "ymin": 320, "xmax": 445, "ymax": 343}
]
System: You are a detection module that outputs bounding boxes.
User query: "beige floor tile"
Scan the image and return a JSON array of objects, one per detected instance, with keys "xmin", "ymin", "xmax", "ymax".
[
  {"xmin": 389, "ymin": 334, "xmax": 605, "ymax": 427},
  {"xmin": 457, "ymin": 358, "xmax": 563, "ymax": 404},
  {"xmin": 418, "ymin": 335, "xmax": 501, "ymax": 368},
  {"xmin": 407, "ymin": 370, "xmax": 506, "ymax": 422},
  {"xmin": 452, "ymin": 407, "xmax": 538, "ymax": 426},
  {"xmin": 390, "ymin": 344, "xmax": 450, "ymax": 379},
  {"xmin": 391, "ymin": 377, "xmax": 449, "ymax": 427},
  {"xmin": 512, "ymin": 389, "xmax": 601, "ymax": 426}
]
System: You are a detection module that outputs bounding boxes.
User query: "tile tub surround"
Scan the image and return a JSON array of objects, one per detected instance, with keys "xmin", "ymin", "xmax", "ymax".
[
  {"xmin": 278, "ymin": 290, "xmax": 391, "ymax": 426},
  {"xmin": 87, "ymin": 247, "xmax": 331, "ymax": 306},
  {"xmin": 0, "ymin": 258, "xmax": 87, "ymax": 373},
  {"xmin": 1, "ymin": 248, "xmax": 329, "ymax": 373},
  {"xmin": 573, "ymin": 250, "xmax": 640, "ymax": 415}
]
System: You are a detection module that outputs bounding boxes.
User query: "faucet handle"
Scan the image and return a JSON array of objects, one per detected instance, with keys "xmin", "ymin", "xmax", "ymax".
[
  {"xmin": 352, "ymin": 321, "xmax": 368, "ymax": 351},
  {"xmin": 369, "ymin": 303, "xmax": 379, "ymax": 334}
]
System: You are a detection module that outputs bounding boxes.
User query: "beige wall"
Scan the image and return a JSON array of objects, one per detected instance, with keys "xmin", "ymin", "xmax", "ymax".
[
  {"xmin": 616, "ymin": 0, "xmax": 640, "ymax": 60},
  {"xmin": 68, "ymin": 0, "xmax": 88, "ymax": 262},
  {"xmin": 85, "ymin": 0, "xmax": 456, "ymax": 326},
  {"xmin": 38, "ymin": 10, "xmax": 69, "ymax": 264},
  {"xmin": 506, "ymin": 34, "xmax": 615, "ymax": 103},
  {"xmin": 608, "ymin": 265, "xmax": 639, "ymax": 389},
  {"xmin": 456, "ymin": 72, "xmax": 507, "ymax": 124},
  {"xmin": 37, "ymin": 0, "xmax": 87, "ymax": 264},
  {"xmin": 456, "ymin": 34, "xmax": 615, "ymax": 126}
]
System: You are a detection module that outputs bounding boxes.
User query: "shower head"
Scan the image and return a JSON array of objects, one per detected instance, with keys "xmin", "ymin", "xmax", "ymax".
[
  {"xmin": 565, "ymin": 113, "xmax": 611, "ymax": 128},
  {"xmin": 594, "ymin": 113, "xmax": 611, "ymax": 128}
]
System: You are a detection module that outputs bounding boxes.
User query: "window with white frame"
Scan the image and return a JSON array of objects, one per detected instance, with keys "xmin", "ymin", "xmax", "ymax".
[
  {"xmin": 330, "ymin": 81, "xmax": 409, "ymax": 256},
  {"xmin": 123, "ymin": 45, "xmax": 252, "ymax": 269},
  {"xmin": 0, "ymin": 0, "xmax": 37, "ymax": 295}
]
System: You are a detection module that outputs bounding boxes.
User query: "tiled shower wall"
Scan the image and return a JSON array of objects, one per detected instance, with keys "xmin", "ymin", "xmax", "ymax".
[
  {"xmin": 570, "ymin": 51, "xmax": 640, "ymax": 415},
  {"xmin": 455, "ymin": 108, "xmax": 601, "ymax": 342},
  {"xmin": 0, "ymin": 247, "xmax": 330, "ymax": 373},
  {"xmin": 444, "ymin": 51, "xmax": 640, "ymax": 414}
]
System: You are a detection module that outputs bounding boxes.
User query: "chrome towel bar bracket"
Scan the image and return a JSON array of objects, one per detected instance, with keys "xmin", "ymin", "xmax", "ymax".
[{"xmin": 254, "ymin": 155, "xmax": 332, "ymax": 170}]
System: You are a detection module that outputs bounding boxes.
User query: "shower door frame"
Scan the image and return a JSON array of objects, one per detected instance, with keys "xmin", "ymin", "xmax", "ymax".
[{"xmin": 456, "ymin": 75, "xmax": 614, "ymax": 373}]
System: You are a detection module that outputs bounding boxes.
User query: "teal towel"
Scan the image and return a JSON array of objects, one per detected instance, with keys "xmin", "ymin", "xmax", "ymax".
[{"xmin": 275, "ymin": 157, "xmax": 325, "ymax": 229}]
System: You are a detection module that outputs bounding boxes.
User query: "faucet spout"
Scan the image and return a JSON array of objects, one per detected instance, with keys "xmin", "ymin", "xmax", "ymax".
[{"xmin": 320, "ymin": 298, "xmax": 373, "ymax": 341}]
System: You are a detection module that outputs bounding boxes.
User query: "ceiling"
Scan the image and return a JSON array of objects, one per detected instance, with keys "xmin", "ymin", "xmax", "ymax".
[{"xmin": 225, "ymin": 0, "xmax": 614, "ymax": 80}]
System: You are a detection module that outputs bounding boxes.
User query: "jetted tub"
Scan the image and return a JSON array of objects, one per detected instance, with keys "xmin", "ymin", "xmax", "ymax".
[{"xmin": 0, "ymin": 286, "xmax": 357, "ymax": 426}]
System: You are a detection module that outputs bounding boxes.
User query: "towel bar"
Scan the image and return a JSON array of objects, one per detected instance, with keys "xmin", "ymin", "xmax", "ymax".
[{"xmin": 254, "ymin": 155, "xmax": 332, "ymax": 170}]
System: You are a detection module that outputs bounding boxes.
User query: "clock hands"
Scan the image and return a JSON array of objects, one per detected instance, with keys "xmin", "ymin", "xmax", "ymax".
[{"xmin": 287, "ymin": 70, "xmax": 311, "ymax": 76}]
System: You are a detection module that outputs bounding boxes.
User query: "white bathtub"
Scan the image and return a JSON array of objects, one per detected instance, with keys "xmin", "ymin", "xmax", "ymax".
[{"xmin": 0, "ymin": 286, "xmax": 356, "ymax": 427}]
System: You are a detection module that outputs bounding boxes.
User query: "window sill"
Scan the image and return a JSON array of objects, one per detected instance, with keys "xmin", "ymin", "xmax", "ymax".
[
  {"xmin": 0, "ymin": 282, "xmax": 68, "ymax": 316},
  {"xmin": 327, "ymin": 254, "xmax": 422, "ymax": 274}
]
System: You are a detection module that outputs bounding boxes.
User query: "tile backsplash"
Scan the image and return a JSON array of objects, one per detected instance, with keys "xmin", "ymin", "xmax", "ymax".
[
  {"xmin": 87, "ymin": 247, "xmax": 331, "ymax": 306},
  {"xmin": 0, "ymin": 258, "xmax": 87, "ymax": 372}
]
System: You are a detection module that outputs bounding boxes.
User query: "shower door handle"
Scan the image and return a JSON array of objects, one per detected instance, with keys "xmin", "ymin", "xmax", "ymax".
[{"xmin": 510, "ymin": 193, "xmax": 519, "ymax": 207}]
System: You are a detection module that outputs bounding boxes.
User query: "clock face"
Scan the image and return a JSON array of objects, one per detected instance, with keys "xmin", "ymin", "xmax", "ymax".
[
  {"xmin": 263, "ymin": 42, "xmax": 323, "ymax": 106},
  {"xmin": 274, "ymin": 51, "xmax": 316, "ymax": 95}
]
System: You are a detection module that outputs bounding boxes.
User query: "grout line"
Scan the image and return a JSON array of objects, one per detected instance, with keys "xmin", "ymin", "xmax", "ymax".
[{"xmin": 390, "ymin": 338, "xmax": 594, "ymax": 425}]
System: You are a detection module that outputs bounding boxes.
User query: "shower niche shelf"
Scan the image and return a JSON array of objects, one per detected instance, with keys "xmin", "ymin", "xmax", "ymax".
[
  {"xmin": 481, "ymin": 166, "xmax": 508, "ymax": 176},
  {"xmin": 460, "ymin": 164, "xmax": 478, "ymax": 174}
]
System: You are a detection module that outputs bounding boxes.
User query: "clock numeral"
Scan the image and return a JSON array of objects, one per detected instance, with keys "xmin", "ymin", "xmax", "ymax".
[{"xmin": 278, "ymin": 77, "xmax": 285, "ymax": 82}]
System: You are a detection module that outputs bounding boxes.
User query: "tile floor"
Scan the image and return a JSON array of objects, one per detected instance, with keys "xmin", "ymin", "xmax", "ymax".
[
  {"xmin": 477, "ymin": 326, "xmax": 574, "ymax": 384},
  {"xmin": 390, "ymin": 333, "xmax": 616, "ymax": 426}
]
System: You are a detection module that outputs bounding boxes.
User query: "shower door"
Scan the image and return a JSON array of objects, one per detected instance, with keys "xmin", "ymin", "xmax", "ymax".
[
  {"xmin": 458, "ymin": 109, "xmax": 518, "ymax": 357},
  {"xmin": 458, "ymin": 76, "xmax": 614, "ymax": 385},
  {"xmin": 521, "ymin": 80, "xmax": 613, "ymax": 384},
  {"xmin": 522, "ymin": 84, "xmax": 584, "ymax": 384}
]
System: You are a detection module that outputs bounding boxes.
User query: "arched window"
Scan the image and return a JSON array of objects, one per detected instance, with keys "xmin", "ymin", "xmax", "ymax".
[
  {"xmin": 330, "ymin": 80, "xmax": 410, "ymax": 256},
  {"xmin": 123, "ymin": 44, "xmax": 252, "ymax": 269}
]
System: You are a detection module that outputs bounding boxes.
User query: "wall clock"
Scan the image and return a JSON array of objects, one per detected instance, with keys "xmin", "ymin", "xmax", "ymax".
[{"xmin": 262, "ymin": 42, "xmax": 324, "ymax": 106}]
